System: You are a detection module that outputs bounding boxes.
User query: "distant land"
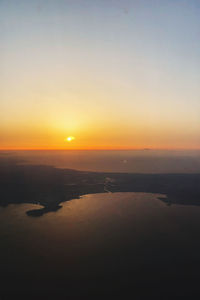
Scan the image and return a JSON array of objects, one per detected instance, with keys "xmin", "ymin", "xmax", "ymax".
[{"xmin": 1, "ymin": 156, "xmax": 200, "ymax": 217}]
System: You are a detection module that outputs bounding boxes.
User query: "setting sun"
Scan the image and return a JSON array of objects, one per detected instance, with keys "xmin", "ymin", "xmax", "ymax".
[
  {"xmin": 65, "ymin": 136, "xmax": 75, "ymax": 142},
  {"xmin": 1, "ymin": 0, "xmax": 200, "ymax": 152}
]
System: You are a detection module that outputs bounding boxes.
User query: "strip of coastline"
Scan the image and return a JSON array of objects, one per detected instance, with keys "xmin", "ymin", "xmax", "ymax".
[{"xmin": 0, "ymin": 156, "xmax": 200, "ymax": 216}]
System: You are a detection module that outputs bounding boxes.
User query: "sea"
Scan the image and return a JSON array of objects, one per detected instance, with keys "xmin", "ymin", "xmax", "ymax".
[
  {"xmin": 6, "ymin": 149, "xmax": 200, "ymax": 173},
  {"xmin": 1, "ymin": 150, "xmax": 200, "ymax": 299}
]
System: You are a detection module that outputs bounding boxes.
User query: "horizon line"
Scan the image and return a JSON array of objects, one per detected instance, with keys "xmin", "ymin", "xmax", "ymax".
[{"xmin": 1, "ymin": 148, "xmax": 200, "ymax": 151}]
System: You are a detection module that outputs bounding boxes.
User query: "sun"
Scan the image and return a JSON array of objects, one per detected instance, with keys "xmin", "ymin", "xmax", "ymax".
[{"xmin": 65, "ymin": 136, "xmax": 75, "ymax": 142}]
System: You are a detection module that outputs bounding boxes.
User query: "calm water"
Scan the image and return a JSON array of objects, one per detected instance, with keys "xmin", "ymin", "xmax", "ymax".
[
  {"xmin": 3, "ymin": 149, "xmax": 200, "ymax": 173},
  {"xmin": 1, "ymin": 150, "xmax": 200, "ymax": 298},
  {"xmin": 1, "ymin": 192, "xmax": 200, "ymax": 298}
]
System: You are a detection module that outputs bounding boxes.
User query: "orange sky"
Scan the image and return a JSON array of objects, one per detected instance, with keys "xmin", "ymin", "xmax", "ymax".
[{"xmin": 1, "ymin": 1, "xmax": 200, "ymax": 150}]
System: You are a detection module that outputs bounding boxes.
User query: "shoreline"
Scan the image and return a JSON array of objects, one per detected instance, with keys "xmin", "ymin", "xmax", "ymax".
[{"xmin": 1, "ymin": 156, "xmax": 200, "ymax": 216}]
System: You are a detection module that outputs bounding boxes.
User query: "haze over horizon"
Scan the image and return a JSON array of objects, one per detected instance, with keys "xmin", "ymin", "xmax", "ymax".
[{"xmin": 1, "ymin": 0, "xmax": 200, "ymax": 150}]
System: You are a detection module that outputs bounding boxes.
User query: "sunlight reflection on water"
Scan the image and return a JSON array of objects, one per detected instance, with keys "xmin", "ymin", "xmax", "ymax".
[{"xmin": 1, "ymin": 192, "xmax": 200, "ymax": 297}]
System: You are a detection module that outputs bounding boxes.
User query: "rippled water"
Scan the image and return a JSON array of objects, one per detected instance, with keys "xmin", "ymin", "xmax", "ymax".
[{"xmin": 1, "ymin": 192, "xmax": 200, "ymax": 298}]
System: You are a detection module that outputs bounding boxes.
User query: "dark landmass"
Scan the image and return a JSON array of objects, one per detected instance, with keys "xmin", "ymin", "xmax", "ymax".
[
  {"xmin": 0, "ymin": 155, "xmax": 200, "ymax": 216},
  {"xmin": 1, "ymin": 155, "xmax": 200, "ymax": 300}
]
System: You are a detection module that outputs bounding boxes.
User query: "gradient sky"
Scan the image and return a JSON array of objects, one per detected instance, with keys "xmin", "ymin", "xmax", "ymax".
[{"xmin": 1, "ymin": 0, "xmax": 200, "ymax": 149}]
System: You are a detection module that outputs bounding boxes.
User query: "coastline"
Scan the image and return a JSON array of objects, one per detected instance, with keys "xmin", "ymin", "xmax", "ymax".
[{"xmin": 1, "ymin": 156, "xmax": 200, "ymax": 217}]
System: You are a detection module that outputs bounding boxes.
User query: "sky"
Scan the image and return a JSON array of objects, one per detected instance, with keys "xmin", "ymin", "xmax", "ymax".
[{"xmin": 0, "ymin": 0, "xmax": 200, "ymax": 150}]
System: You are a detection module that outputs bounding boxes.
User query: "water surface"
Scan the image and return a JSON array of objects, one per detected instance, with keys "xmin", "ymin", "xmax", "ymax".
[
  {"xmin": 3, "ymin": 149, "xmax": 200, "ymax": 173},
  {"xmin": 1, "ymin": 192, "xmax": 200, "ymax": 298}
]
